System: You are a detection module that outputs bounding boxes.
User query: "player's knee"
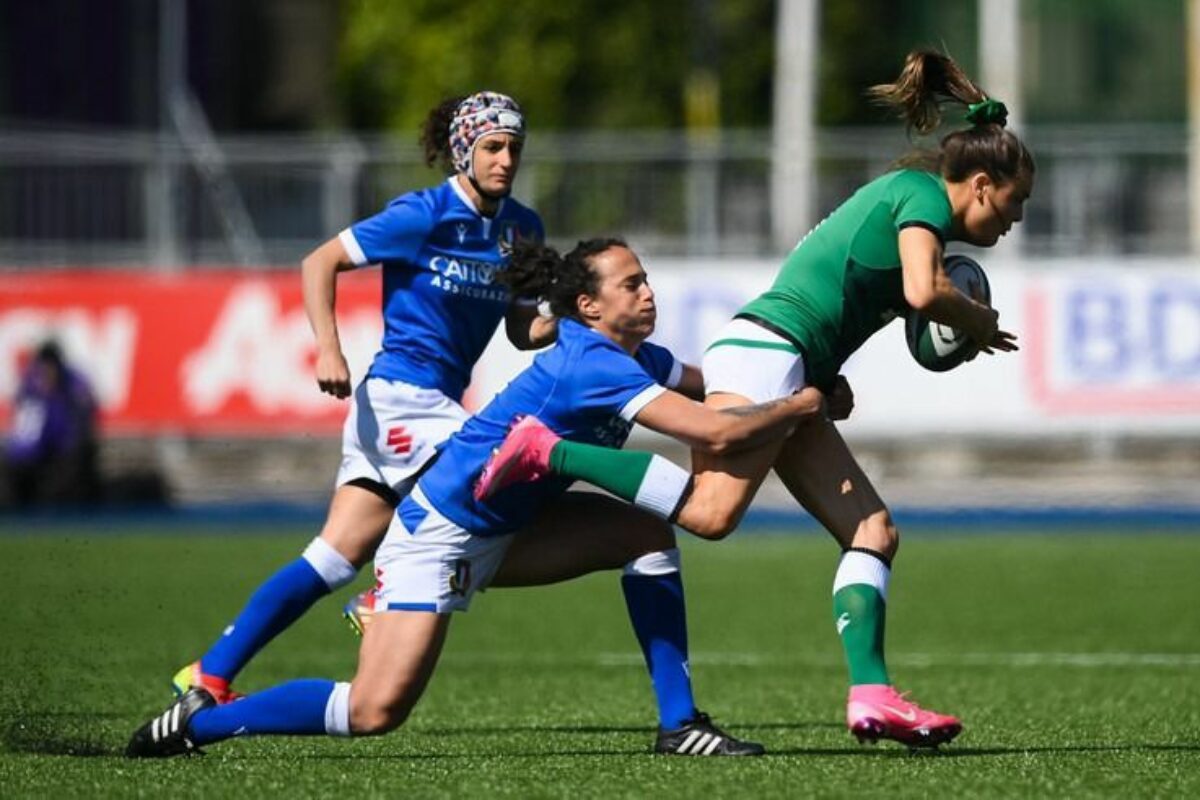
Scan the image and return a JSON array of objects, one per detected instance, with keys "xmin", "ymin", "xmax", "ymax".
[
  {"xmin": 349, "ymin": 689, "xmax": 414, "ymax": 736},
  {"xmin": 684, "ymin": 505, "xmax": 740, "ymax": 540},
  {"xmin": 857, "ymin": 511, "xmax": 899, "ymax": 560},
  {"xmin": 318, "ymin": 526, "xmax": 382, "ymax": 569}
]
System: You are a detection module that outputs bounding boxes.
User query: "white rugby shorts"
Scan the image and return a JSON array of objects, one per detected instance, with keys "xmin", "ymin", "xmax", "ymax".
[
  {"xmin": 336, "ymin": 377, "xmax": 470, "ymax": 495},
  {"xmin": 374, "ymin": 486, "xmax": 514, "ymax": 613},
  {"xmin": 701, "ymin": 318, "xmax": 808, "ymax": 405}
]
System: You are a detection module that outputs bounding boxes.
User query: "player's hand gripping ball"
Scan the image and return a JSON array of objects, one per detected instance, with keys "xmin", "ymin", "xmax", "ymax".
[{"xmin": 905, "ymin": 254, "xmax": 991, "ymax": 372}]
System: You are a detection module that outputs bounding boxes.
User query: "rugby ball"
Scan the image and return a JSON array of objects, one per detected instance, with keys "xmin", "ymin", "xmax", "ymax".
[{"xmin": 905, "ymin": 254, "xmax": 991, "ymax": 372}]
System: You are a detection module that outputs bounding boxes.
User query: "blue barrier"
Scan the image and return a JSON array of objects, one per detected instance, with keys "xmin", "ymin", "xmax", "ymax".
[{"xmin": 3, "ymin": 501, "xmax": 1200, "ymax": 534}]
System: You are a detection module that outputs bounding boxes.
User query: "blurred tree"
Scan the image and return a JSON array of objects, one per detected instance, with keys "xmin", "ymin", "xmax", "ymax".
[
  {"xmin": 333, "ymin": 0, "xmax": 1191, "ymax": 133},
  {"xmin": 336, "ymin": 0, "xmax": 783, "ymax": 131},
  {"xmin": 0, "ymin": 0, "xmax": 1186, "ymax": 132},
  {"xmin": 818, "ymin": 0, "xmax": 977, "ymax": 125},
  {"xmin": 334, "ymin": 0, "xmax": 991, "ymax": 132},
  {"xmin": 714, "ymin": 0, "xmax": 777, "ymax": 126},
  {"xmin": 338, "ymin": 0, "xmax": 678, "ymax": 130},
  {"xmin": 1023, "ymin": 0, "xmax": 1186, "ymax": 123}
]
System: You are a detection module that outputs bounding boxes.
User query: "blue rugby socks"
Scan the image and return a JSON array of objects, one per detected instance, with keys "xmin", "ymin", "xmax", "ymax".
[
  {"xmin": 200, "ymin": 538, "xmax": 357, "ymax": 681},
  {"xmin": 188, "ymin": 680, "xmax": 350, "ymax": 744},
  {"xmin": 621, "ymin": 551, "xmax": 696, "ymax": 730}
]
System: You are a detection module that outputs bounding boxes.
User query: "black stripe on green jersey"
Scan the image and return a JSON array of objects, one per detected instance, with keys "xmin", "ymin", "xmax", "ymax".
[
  {"xmin": 733, "ymin": 313, "xmax": 809, "ymax": 353},
  {"xmin": 897, "ymin": 219, "xmax": 946, "ymax": 244}
]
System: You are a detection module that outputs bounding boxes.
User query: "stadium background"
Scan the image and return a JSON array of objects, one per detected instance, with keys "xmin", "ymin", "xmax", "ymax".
[
  {"xmin": 0, "ymin": 2, "xmax": 1198, "ymax": 796},
  {"xmin": 2, "ymin": 0, "xmax": 1196, "ymax": 518}
]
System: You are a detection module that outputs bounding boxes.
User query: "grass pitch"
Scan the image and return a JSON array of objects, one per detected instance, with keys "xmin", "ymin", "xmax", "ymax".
[{"xmin": 1, "ymin": 523, "xmax": 1198, "ymax": 797}]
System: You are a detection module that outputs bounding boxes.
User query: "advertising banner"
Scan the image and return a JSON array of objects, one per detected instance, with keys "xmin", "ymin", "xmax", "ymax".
[
  {"xmin": 0, "ymin": 271, "xmax": 384, "ymax": 434},
  {"xmin": 471, "ymin": 258, "xmax": 1200, "ymax": 437},
  {"xmin": 1, "ymin": 259, "xmax": 1197, "ymax": 436}
]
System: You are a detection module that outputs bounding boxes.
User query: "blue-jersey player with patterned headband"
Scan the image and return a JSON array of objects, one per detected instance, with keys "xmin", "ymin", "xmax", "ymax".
[
  {"xmin": 165, "ymin": 92, "xmax": 551, "ymax": 706},
  {"xmin": 128, "ymin": 239, "xmax": 826, "ymax": 758},
  {"xmin": 149, "ymin": 91, "xmax": 723, "ymax": 756}
]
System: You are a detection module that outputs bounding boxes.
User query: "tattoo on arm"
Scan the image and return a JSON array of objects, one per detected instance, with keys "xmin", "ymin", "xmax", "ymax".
[{"xmin": 719, "ymin": 398, "xmax": 791, "ymax": 418}]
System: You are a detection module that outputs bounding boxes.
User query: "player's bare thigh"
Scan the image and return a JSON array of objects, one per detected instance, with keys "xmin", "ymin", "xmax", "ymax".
[
  {"xmin": 318, "ymin": 481, "xmax": 397, "ymax": 568},
  {"xmin": 349, "ymin": 609, "xmax": 450, "ymax": 735},
  {"xmin": 675, "ymin": 391, "xmax": 785, "ymax": 539},
  {"xmin": 491, "ymin": 492, "xmax": 676, "ymax": 587},
  {"xmin": 772, "ymin": 417, "xmax": 897, "ymax": 558}
]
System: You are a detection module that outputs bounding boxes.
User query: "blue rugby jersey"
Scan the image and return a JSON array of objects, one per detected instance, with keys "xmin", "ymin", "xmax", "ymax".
[
  {"xmin": 340, "ymin": 178, "xmax": 544, "ymax": 401},
  {"xmin": 415, "ymin": 318, "xmax": 682, "ymax": 536}
]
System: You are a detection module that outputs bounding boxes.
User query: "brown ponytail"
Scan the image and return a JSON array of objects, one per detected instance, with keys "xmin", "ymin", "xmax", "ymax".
[
  {"xmin": 871, "ymin": 50, "xmax": 1035, "ymax": 186},
  {"xmin": 868, "ymin": 50, "xmax": 986, "ymax": 136}
]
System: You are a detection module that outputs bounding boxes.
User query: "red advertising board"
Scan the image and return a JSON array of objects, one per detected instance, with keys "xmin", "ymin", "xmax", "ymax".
[{"xmin": 0, "ymin": 270, "xmax": 384, "ymax": 434}]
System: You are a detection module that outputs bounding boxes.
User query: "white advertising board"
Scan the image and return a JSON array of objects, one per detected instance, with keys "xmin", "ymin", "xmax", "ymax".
[{"xmin": 469, "ymin": 257, "xmax": 1200, "ymax": 437}]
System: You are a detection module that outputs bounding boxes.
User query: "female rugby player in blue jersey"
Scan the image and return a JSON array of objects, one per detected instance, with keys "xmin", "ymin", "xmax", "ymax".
[
  {"xmin": 128, "ymin": 238, "xmax": 827, "ymax": 758},
  {"xmin": 159, "ymin": 92, "xmax": 739, "ymax": 755},
  {"xmin": 168, "ymin": 92, "xmax": 668, "ymax": 715}
]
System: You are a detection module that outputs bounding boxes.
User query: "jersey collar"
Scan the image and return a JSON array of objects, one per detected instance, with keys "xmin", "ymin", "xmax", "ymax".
[
  {"xmin": 447, "ymin": 176, "xmax": 506, "ymax": 220},
  {"xmin": 561, "ymin": 318, "xmax": 641, "ymax": 356}
]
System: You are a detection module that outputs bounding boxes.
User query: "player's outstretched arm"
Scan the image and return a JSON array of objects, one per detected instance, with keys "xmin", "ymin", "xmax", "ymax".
[
  {"xmin": 635, "ymin": 386, "xmax": 825, "ymax": 456},
  {"xmin": 472, "ymin": 385, "xmax": 823, "ymax": 536}
]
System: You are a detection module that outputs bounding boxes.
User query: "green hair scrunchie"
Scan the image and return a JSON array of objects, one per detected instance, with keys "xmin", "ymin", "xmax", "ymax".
[{"xmin": 966, "ymin": 98, "xmax": 1008, "ymax": 127}]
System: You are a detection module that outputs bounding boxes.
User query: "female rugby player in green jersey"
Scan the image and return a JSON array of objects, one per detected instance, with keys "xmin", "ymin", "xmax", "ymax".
[{"xmin": 476, "ymin": 50, "xmax": 1033, "ymax": 749}]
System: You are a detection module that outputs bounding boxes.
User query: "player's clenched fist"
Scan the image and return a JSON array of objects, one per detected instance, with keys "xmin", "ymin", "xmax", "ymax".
[{"xmin": 315, "ymin": 346, "xmax": 351, "ymax": 398}]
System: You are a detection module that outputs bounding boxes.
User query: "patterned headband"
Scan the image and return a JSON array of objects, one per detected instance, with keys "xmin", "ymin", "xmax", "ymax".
[{"xmin": 449, "ymin": 91, "xmax": 526, "ymax": 176}]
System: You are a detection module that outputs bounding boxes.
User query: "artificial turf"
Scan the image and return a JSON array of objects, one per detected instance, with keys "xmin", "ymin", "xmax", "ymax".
[{"xmin": 1, "ymin": 525, "xmax": 1197, "ymax": 797}]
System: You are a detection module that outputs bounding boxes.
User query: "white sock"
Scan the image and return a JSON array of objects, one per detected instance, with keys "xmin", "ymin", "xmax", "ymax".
[
  {"xmin": 633, "ymin": 455, "xmax": 691, "ymax": 520},
  {"xmin": 302, "ymin": 537, "xmax": 358, "ymax": 591},
  {"xmin": 623, "ymin": 547, "xmax": 682, "ymax": 577},
  {"xmin": 324, "ymin": 682, "xmax": 352, "ymax": 737},
  {"xmin": 832, "ymin": 549, "xmax": 891, "ymax": 601}
]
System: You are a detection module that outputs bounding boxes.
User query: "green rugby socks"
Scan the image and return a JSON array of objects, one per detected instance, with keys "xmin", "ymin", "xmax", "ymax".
[
  {"xmin": 550, "ymin": 440, "xmax": 692, "ymax": 520},
  {"xmin": 832, "ymin": 548, "xmax": 891, "ymax": 686}
]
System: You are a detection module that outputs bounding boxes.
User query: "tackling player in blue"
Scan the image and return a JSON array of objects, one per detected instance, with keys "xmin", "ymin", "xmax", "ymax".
[
  {"xmin": 127, "ymin": 238, "xmax": 826, "ymax": 758},
  {"xmin": 168, "ymin": 92, "xmax": 668, "ymax": 717}
]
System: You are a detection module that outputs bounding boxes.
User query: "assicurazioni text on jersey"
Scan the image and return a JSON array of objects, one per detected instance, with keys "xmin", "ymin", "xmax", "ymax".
[{"xmin": 340, "ymin": 177, "xmax": 544, "ymax": 400}]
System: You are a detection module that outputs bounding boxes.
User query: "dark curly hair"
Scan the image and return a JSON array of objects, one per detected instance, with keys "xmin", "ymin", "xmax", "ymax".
[
  {"xmin": 419, "ymin": 96, "xmax": 466, "ymax": 173},
  {"xmin": 498, "ymin": 238, "xmax": 629, "ymax": 321}
]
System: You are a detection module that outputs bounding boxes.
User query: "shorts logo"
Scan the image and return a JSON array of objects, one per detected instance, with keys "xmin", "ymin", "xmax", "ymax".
[
  {"xmin": 386, "ymin": 426, "xmax": 413, "ymax": 455},
  {"xmin": 449, "ymin": 559, "xmax": 472, "ymax": 596}
]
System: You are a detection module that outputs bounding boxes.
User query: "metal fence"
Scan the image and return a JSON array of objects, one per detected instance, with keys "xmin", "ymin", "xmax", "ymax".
[{"xmin": 0, "ymin": 124, "xmax": 1191, "ymax": 267}]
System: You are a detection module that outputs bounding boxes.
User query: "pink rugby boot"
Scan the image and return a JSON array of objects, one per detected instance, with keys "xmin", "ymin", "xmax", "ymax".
[
  {"xmin": 472, "ymin": 415, "xmax": 561, "ymax": 502},
  {"xmin": 847, "ymin": 684, "xmax": 962, "ymax": 748}
]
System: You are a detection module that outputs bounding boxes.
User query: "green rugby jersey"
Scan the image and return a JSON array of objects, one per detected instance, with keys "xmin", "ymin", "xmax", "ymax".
[{"xmin": 738, "ymin": 169, "xmax": 951, "ymax": 390}]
